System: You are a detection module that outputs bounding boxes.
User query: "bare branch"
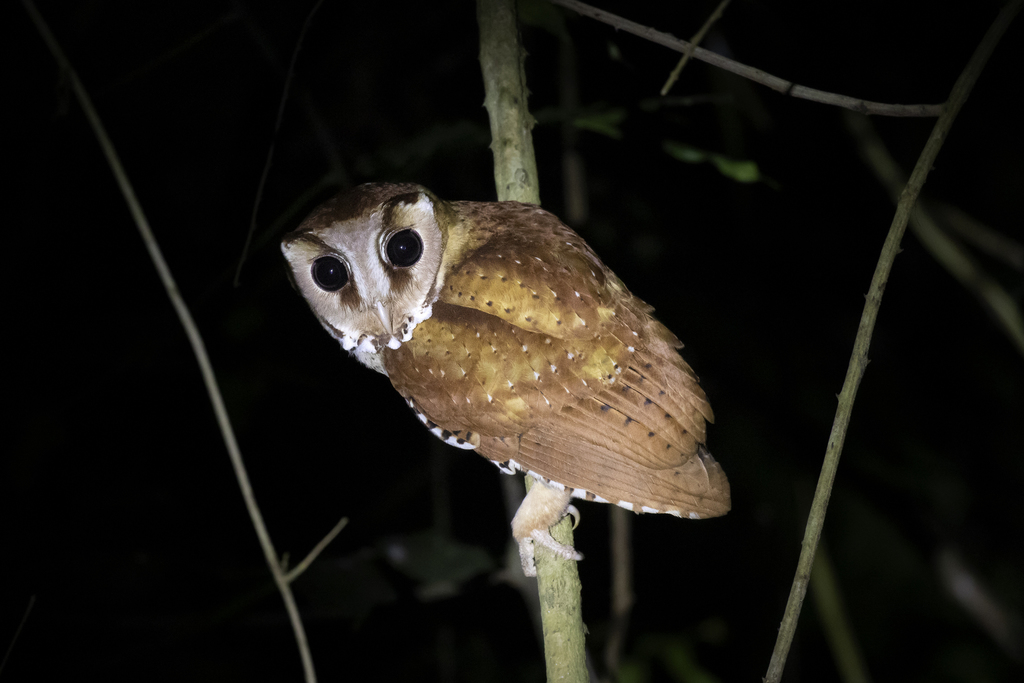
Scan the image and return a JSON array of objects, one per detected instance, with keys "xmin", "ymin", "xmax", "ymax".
[
  {"xmin": 928, "ymin": 199, "xmax": 1024, "ymax": 271},
  {"xmin": 661, "ymin": 0, "xmax": 732, "ymax": 96},
  {"xmin": 603, "ymin": 507, "xmax": 634, "ymax": 681},
  {"xmin": 478, "ymin": 4, "xmax": 587, "ymax": 679},
  {"xmin": 765, "ymin": 2, "xmax": 1022, "ymax": 680},
  {"xmin": 285, "ymin": 517, "xmax": 350, "ymax": 584},
  {"xmin": 21, "ymin": 2, "xmax": 321, "ymax": 680},
  {"xmin": 845, "ymin": 112, "xmax": 1024, "ymax": 357},
  {"xmin": 234, "ymin": 0, "xmax": 326, "ymax": 287},
  {"xmin": 0, "ymin": 596, "xmax": 35, "ymax": 676},
  {"xmin": 550, "ymin": 0, "xmax": 945, "ymax": 117}
]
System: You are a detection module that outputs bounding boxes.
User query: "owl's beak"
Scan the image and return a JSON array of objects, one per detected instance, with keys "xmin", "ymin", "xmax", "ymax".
[{"xmin": 374, "ymin": 301, "xmax": 395, "ymax": 336}]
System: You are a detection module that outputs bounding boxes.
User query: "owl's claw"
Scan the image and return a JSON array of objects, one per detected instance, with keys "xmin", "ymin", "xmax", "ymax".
[
  {"xmin": 518, "ymin": 529, "xmax": 584, "ymax": 577},
  {"xmin": 566, "ymin": 505, "xmax": 580, "ymax": 529},
  {"xmin": 512, "ymin": 481, "xmax": 584, "ymax": 576}
]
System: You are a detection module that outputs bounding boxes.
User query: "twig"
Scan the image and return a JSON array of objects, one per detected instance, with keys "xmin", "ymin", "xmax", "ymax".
[
  {"xmin": 810, "ymin": 546, "xmax": 872, "ymax": 683},
  {"xmin": 478, "ymin": 0, "xmax": 541, "ymax": 205},
  {"xmin": 0, "ymin": 596, "xmax": 35, "ymax": 676},
  {"xmin": 478, "ymin": 1, "xmax": 588, "ymax": 681},
  {"xmin": 549, "ymin": 0, "xmax": 944, "ymax": 117},
  {"xmin": 604, "ymin": 507, "xmax": 634, "ymax": 680},
  {"xmin": 660, "ymin": 0, "xmax": 732, "ymax": 96},
  {"xmin": 524, "ymin": 478, "xmax": 589, "ymax": 682},
  {"xmin": 20, "ymin": 2, "xmax": 322, "ymax": 680},
  {"xmin": 928, "ymin": 199, "xmax": 1024, "ymax": 271},
  {"xmin": 764, "ymin": 2, "xmax": 1022, "ymax": 681},
  {"xmin": 285, "ymin": 516, "xmax": 350, "ymax": 583},
  {"xmin": 234, "ymin": 0, "xmax": 325, "ymax": 287},
  {"xmin": 845, "ymin": 112, "xmax": 1024, "ymax": 357}
]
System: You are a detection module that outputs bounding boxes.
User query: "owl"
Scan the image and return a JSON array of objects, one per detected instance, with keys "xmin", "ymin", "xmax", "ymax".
[{"xmin": 282, "ymin": 183, "xmax": 729, "ymax": 575}]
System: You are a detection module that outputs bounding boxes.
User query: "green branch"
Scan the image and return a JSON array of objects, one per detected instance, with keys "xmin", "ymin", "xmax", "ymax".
[
  {"xmin": 764, "ymin": 2, "xmax": 1022, "ymax": 681},
  {"xmin": 477, "ymin": 1, "xmax": 588, "ymax": 681}
]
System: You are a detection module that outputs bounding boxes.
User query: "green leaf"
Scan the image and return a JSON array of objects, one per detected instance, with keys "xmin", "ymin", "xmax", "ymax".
[
  {"xmin": 663, "ymin": 140, "xmax": 763, "ymax": 184},
  {"xmin": 573, "ymin": 107, "xmax": 627, "ymax": 139},
  {"xmin": 663, "ymin": 141, "xmax": 708, "ymax": 164},
  {"xmin": 710, "ymin": 156, "xmax": 760, "ymax": 183}
]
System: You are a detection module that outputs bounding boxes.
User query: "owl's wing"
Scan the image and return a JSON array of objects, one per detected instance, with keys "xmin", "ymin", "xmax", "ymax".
[
  {"xmin": 383, "ymin": 301, "xmax": 729, "ymax": 518},
  {"xmin": 439, "ymin": 201, "xmax": 637, "ymax": 341}
]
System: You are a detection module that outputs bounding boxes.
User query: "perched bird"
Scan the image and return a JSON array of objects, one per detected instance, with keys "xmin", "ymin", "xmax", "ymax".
[{"xmin": 282, "ymin": 183, "xmax": 729, "ymax": 575}]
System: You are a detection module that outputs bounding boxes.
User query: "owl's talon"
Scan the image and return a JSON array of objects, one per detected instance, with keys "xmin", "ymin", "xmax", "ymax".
[
  {"xmin": 518, "ymin": 537, "xmax": 537, "ymax": 577},
  {"xmin": 566, "ymin": 505, "xmax": 580, "ymax": 530},
  {"xmin": 531, "ymin": 528, "xmax": 584, "ymax": 561},
  {"xmin": 517, "ymin": 530, "xmax": 583, "ymax": 577}
]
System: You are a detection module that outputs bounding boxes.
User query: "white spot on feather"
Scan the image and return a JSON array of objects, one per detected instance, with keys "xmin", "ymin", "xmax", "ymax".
[
  {"xmin": 533, "ymin": 371, "xmax": 540, "ymax": 380},
  {"xmin": 487, "ymin": 394, "xmax": 493, "ymax": 403},
  {"xmin": 617, "ymin": 501, "xmax": 634, "ymax": 511},
  {"xmin": 575, "ymin": 291, "xmax": 581, "ymax": 298},
  {"xmin": 628, "ymin": 346, "xmax": 635, "ymax": 352},
  {"xmin": 522, "ymin": 345, "xmax": 528, "ymax": 352},
  {"xmin": 642, "ymin": 506, "xmax": 660, "ymax": 514},
  {"xmin": 688, "ymin": 512, "xmax": 701, "ymax": 520},
  {"xmin": 507, "ymin": 380, "xmax": 514, "ymax": 388},
  {"xmin": 444, "ymin": 434, "xmax": 476, "ymax": 450},
  {"xmin": 550, "ymin": 365, "xmax": 557, "ymax": 373},
  {"xmin": 566, "ymin": 352, "xmax": 574, "ymax": 360}
]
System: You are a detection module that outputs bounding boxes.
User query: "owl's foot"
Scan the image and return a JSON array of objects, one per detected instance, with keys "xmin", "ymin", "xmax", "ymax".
[{"xmin": 511, "ymin": 479, "xmax": 583, "ymax": 577}]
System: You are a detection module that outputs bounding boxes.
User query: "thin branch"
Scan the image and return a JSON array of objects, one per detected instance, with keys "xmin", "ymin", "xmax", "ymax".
[
  {"xmin": 845, "ymin": 112, "xmax": 1024, "ymax": 357},
  {"xmin": 0, "ymin": 596, "xmax": 35, "ymax": 676},
  {"xmin": 478, "ymin": 0, "xmax": 541, "ymax": 205},
  {"xmin": 285, "ymin": 516, "xmax": 350, "ymax": 583},
  {"xmin": 660, "ymin": 0, "xmax": 732, "ymax": 96},
  {"xmin": 604, "ymin": 507, "xmax": 634, "ymax": 681},
  {"xmin": 810, "ymin": 546, "xmax": 872, "ymax": 683},
  {"xmin": 20, "ymin": 2, "xmax": 319, "ymax": 681},
  {"xmin": 234, "ymin": 0, "xmax": 325, "ymax": 287},
  {"xmin": 928, "ymin": 200, "xmax": 1024, "ymax": 271},
  {"xmin": 764, "ymin": 2, "xmax": 1022, "ymax": 681},
  {"xmin": 478, "ymin": 2, "xmax": 587, "ymax": 681},
  {"xmin": 549, "ymin": 0, "xmax": 944, "ymax": 117}
]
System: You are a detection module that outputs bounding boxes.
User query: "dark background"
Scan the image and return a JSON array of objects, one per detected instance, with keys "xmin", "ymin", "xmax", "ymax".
[{"xmin": 4, "ymin": 0, "xmax": 1022, "ymax": 681}]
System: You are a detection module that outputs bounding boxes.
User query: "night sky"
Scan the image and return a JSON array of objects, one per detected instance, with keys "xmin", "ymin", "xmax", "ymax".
[{"xmin": 5, "ymin": 1, "xmax": 1023, "ymax": 681}]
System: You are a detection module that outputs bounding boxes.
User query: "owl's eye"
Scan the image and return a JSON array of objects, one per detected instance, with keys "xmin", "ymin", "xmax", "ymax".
[
  {"xmin": 311, "ymin": 256, "xmax": 348, "ymax": 291},
  {"xmin": 386, "ymin": 229, "xmax": 423, "ymax": 268}
]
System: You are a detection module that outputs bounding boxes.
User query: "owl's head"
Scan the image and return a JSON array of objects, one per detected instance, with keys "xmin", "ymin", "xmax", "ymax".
[{"xmin": 281, "ymin": 183, "xmax": 449, "ymax": 355}]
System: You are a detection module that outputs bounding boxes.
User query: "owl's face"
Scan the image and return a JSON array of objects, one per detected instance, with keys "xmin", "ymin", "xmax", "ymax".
[{"xmin": 281, "ymin": 184, "xmax": 447, "ymax": 358}]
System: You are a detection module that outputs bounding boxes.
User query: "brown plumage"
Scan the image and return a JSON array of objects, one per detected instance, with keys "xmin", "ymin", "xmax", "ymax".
[{"xmin": 282, "ymin": 183, "xmax": 729, "ymax": 574}]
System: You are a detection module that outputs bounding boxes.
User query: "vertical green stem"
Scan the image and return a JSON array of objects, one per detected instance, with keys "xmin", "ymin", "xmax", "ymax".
[
  {"xmin": 477, "ymin": 0, "xmax": 540, "ymax": 205},
  {"xmin": 476, "ymin": 2, "xmax": 588, "ymax": 681},
  {"xmin": 763, "ymin": 2, "xmax": 1021, "ymax": 680}
]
